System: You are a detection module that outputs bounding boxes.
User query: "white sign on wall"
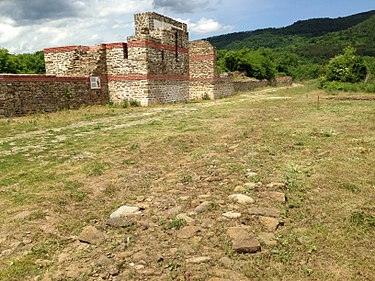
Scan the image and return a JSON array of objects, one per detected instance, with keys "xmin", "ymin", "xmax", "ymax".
[{"xmin": 90, "ymin": 77, "xmax": 101, "ymax": 89}]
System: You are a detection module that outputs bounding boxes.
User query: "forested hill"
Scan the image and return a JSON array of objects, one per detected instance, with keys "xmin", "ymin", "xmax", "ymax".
[{"xmin": 207, "ymin": 10, "xmax": 375, "ymax": 56}]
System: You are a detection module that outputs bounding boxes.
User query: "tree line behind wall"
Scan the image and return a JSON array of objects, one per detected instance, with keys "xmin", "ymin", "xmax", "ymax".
[{"xmin": 0, "ymin": 48, "xmax": 45, "ymax": 74}]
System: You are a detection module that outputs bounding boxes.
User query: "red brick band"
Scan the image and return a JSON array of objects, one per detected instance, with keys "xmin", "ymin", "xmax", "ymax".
[
  {"xmin": 1, "ymin": 74, "xmax": 225, "ymax": 83},
  {"xmin": 44, "ymin": 40, "xmax": 188, "ymax": 54},
  {"xmin": 128, "ymin": 41, "xmax": 188, "ymax": 53},
  {"xmin": 189, "ymin": 55, "xmax": 216, "ymax": 61},
  {"xmin": 108, "ymin": 74, "xmax": 189, "ymax": 81},
  {"xmin": 44, "ymin": 43, "xmax": 128, "ymax": 54},
  {"xmin": 44, "ymin": 46, "xmax": 103, "ymax": 54},
  {"xmin": 102, "ymin": 43, "xmax": 127, "ymax": 49}
]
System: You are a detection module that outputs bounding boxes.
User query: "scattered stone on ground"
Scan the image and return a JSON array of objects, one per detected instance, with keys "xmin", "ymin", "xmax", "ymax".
[
  {"xmin": 218, "ymin": 256, "xmax": 233, "ymax": 268},
  {"xmin": 166, "ymin": 205, "xmax": 184, "ymax": 217},
  {"xmin": 227, "ymin": 226, "xmax": 261, "ymax": 253},
  {"xmin": 185, "ymin": 256, "xmax": 212, "ymax": 264},
  {"xmin": 248, "ymin": 206, "xmax": 280, "ymax": 218},
  {"xmin": 259, "ymin": 216, "xmax": 280, "ymax": 232},
  {"xmin": 244, "ymin": 182, "xmax": 259, "ymax": 190},
  {"xmin": 78, "ymin": 226, "xmax": 105, "ymax": 245},
  {"xmin": 261, "ymin": 191, "xmax": 286, "ymax": 203},
  {"xmin": 266, "ymin": 182, "xmax": 287, "ymax": 190},
  {"xmin": 234, "ymin": 185, "xmax": 246, "ymax": 192},
  {"xmin": 106, "ymin": 217, "xmax": 133, "ymax": 228},
  {"xmin": 296, "ymin": 236, "xmax": 310, "ymax": 245},
  {"xmin": 176, "ymin": 213, "xmax": 194, "ymax": 223},
  {"xmin": 110, "ymin": 205, "xmax": 142, "ymax": 218},
  {"xmin": 245, "ymin": 170, "xmax": 258, "ymax": 178},
  {"xmin": 177, "ymin": 226, "xmax": 201, "ymax": 239},
  {"xmin": 258, "ymin": 232, "xmax": 278, "ymax": 247},
  {"xmin": 194, "ymin": 201, "xmax": 212, "ymax": 213},
  {"xmin": 228, "ymin": 194, "xmax": 255, "ymax": 204},
  {"xmin": 222, "ymin": 211, "xmax": 242, "ymax": 219}
]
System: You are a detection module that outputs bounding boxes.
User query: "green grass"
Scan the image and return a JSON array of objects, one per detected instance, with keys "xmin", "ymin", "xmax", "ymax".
[{"xmin": 0, "ymin": 84, "xmax": 374, "ymax": 280}]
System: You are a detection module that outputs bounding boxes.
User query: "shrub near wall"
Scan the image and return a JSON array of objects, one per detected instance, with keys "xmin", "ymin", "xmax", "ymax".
[{"xmin": 0, "ymin": 75, "xmax": 108, "ymax": 118}]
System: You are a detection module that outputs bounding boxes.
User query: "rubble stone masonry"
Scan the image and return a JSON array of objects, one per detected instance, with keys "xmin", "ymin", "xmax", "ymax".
[
  {"xmin": 0, "ymin": 75, "xmax": 108, "ymax": 118},
  {"xmin": 0, "ymin": 12, "xmax": 292, "ymax": 117}
]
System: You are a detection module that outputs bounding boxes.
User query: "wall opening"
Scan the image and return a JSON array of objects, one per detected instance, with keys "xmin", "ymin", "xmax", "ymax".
[
  {"xmin": 175, "ymin": 31, "xmax": 178, "ymax": 61},
  {"xmin": 123, "ymin": 43, "xmax": 128, "ymax": 59}
]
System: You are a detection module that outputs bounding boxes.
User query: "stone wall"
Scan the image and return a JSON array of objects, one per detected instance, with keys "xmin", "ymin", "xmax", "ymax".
[
  {"xmin": 44, "ymin": 46, "xmax": 107, "ymax": 77},
  {"xmin": 0, "ymin": 75, "xmax": 108, "ymax": 118},
  {"xmin": 1, "ymin": 13, "xmax": 294, "ymax": 118},
  {"xmin": 233, "ymin": 80, "xmax": 270, "ymax": 92},
  {"xmin": 189, "ymin": 40, "xmax": 235, "ymax": 100},
  {"xmin": 43, "ymin": 12, "xmax": 190, "ymax": 107},
  {"xmin": 103, "ymin": 13, "xmax": 190, "ymax": 105},
  {"xmin": 233, "ymin": 77, "xmax": 293, "ymax": 92}
]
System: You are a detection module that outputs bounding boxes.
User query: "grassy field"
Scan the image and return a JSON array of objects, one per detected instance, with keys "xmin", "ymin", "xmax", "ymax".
[{"xmin": 0, "ymin": 83, "xmax": 374, "ymax": 280}]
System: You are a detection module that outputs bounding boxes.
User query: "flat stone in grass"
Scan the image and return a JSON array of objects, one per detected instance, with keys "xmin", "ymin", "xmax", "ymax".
[
  {"xmin": 244, "ymin": 182, "xmax": 259, "ymax": 190},
  {"xmin": 248, "ymin": 206, "xmax": 280, "ymax": 218},
  {"xmin": 234, "ymin": 185, "xmax": 246, "ymax": 192},
  {"xmin": 185, "ymin": 256, "xmax": 211, "ymax": 264},
  {"xmin": 259, "ymin": 216, "xmax": 280, "ymax": 232},
  {"xmin": 78, "ymin": 226, "xmax": 105, "ymax": 245},
  {"xmin": 166, "ymin": 205, "xmax": 184, "ymax": 218},
  {"xmin": 222, "ymin": 211, "xmax": 242, "ymax": 219},
  {"xmin": 110, "ymin": 206, "xmax": 142, "ymax": 219},
  {"xmin": 177, "ymin": 226, "xmax": 201, "ymax": 239},
  {"xmin": 266, "ymin": 182, "xmax": 287, "ymax": 190},
  {"xmin": 258, "ymin": 232, "xmax": 278, "ymax": 247},
  {"xmin": 176, "ymin": 213, "xmax": 194, "ymax": 223},
  {"xmin": 246, "ymin": 171, "xmax": 258, "ymax": 178},
  {"xmin": 227, "ymin": 226, "xmax": 261, "ymax": 254},
  {"xmin": 260, "ymin": 191, "xmax": 286, "ymax": 203},
  {"xmin": 195, "ymin": 201, "xmax": 211, "ymax": 213},
  {"xmin": 228, "ymin": 194, "xmax": 255, "ymax": 204},
  {"xmin": 106, "ymin": 217, "xmax": 133, "ymax": 228}
]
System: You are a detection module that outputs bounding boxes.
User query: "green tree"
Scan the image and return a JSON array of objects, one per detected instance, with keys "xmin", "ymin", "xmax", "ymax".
[
  {"xmin": 221, "ymin": 48, "xmax": 276, "ymax": 80},
  {"xmin": 325, "ymin": 47, "xmax": 367, "ymax": 83},
  {"xmin": 0, "ymin": 48, "xmax": 16, "ymax": 73},
  {"xmin": 0, "ymin": 48, "xmax": 45, "ymax": 74}
]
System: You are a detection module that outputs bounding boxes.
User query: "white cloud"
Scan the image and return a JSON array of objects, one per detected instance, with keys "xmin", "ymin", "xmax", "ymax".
[
  {"xmin": 0, "ymin": 0, "xmax": 153, "ymax": 53},
  {"xmin": 0, "ymin": 0, "xmax": 235, "ymax": 53},
  {"xmin": 153, "ymin": 0, "xmax": 210, "ymax": 13},
  {"xmin": 188, "ymin": 18, "xmax": 234, "ymax": 34},
  {"xmin": 79, "ymin": 0, "xmax": 153, "ymax": 18},
  {"xmin": 0, "ymin": 22, "xmax": 23, "ymax": 45}
]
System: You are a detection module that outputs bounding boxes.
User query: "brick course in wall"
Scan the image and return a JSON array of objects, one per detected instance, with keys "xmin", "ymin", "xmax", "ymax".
[{"xmin": 0, "ymin": 12, "xmax": 293, "ymax": 118}]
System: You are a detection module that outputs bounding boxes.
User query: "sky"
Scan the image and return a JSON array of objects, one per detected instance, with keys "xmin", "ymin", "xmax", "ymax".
[{"xmin": 0, "ymin": 0, "xmax": 374, "ymax": 53}]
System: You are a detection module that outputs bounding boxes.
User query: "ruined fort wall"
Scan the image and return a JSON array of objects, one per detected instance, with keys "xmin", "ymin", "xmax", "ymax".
[
  {"xmin": 1, "ymin": 13, "xmax": 293, "ymax": 118},
  {"xmin": 0, "ymin": 75, "xmax": 108, "ymax": 118},
  {"xmin": 147, "ymin": 80, "xmax": 189, "ymax": 105},
  {"xmin": 134, "ymin": 12, "xmax": 187, "ymax": 36},
  {"xmin": 189, "ymin": 40, "xmax": 235, "ymax": 100},
  {"xmin": 105, "ymin": 13, "xmax": 190, "ymax": 105},
  {"xmin": 107, "ymin": 80, "xmax": 149, "ymax": 106},
  {"xmin": 44, "ymin": 46, "xmax": 107, "ymax": 77}
]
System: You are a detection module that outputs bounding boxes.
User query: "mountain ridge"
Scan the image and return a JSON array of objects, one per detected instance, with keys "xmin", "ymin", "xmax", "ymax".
[{"xmin": 207, "ymin": 10, "xmax": 375, "ymax": 54}]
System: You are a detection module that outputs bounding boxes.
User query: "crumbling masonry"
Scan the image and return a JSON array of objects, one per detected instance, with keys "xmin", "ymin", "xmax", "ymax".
[
  {"xmin": 44, "ymin": 12, "xmax": 233, "ymax": 106},
  {"xmin": 0, "ymin": 12, "xmax": 291, "ymax": 117}
]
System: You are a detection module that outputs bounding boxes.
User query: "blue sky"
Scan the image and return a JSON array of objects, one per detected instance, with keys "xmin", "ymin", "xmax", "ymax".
[{"xmin": 0, "ymin": 0, "xmax": 374, "ymax": 53}]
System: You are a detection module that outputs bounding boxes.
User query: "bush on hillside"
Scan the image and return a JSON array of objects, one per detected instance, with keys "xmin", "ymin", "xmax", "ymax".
[{"xmin": 325, "ymin": 47, "xmax": 367, "ymax": 83}]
